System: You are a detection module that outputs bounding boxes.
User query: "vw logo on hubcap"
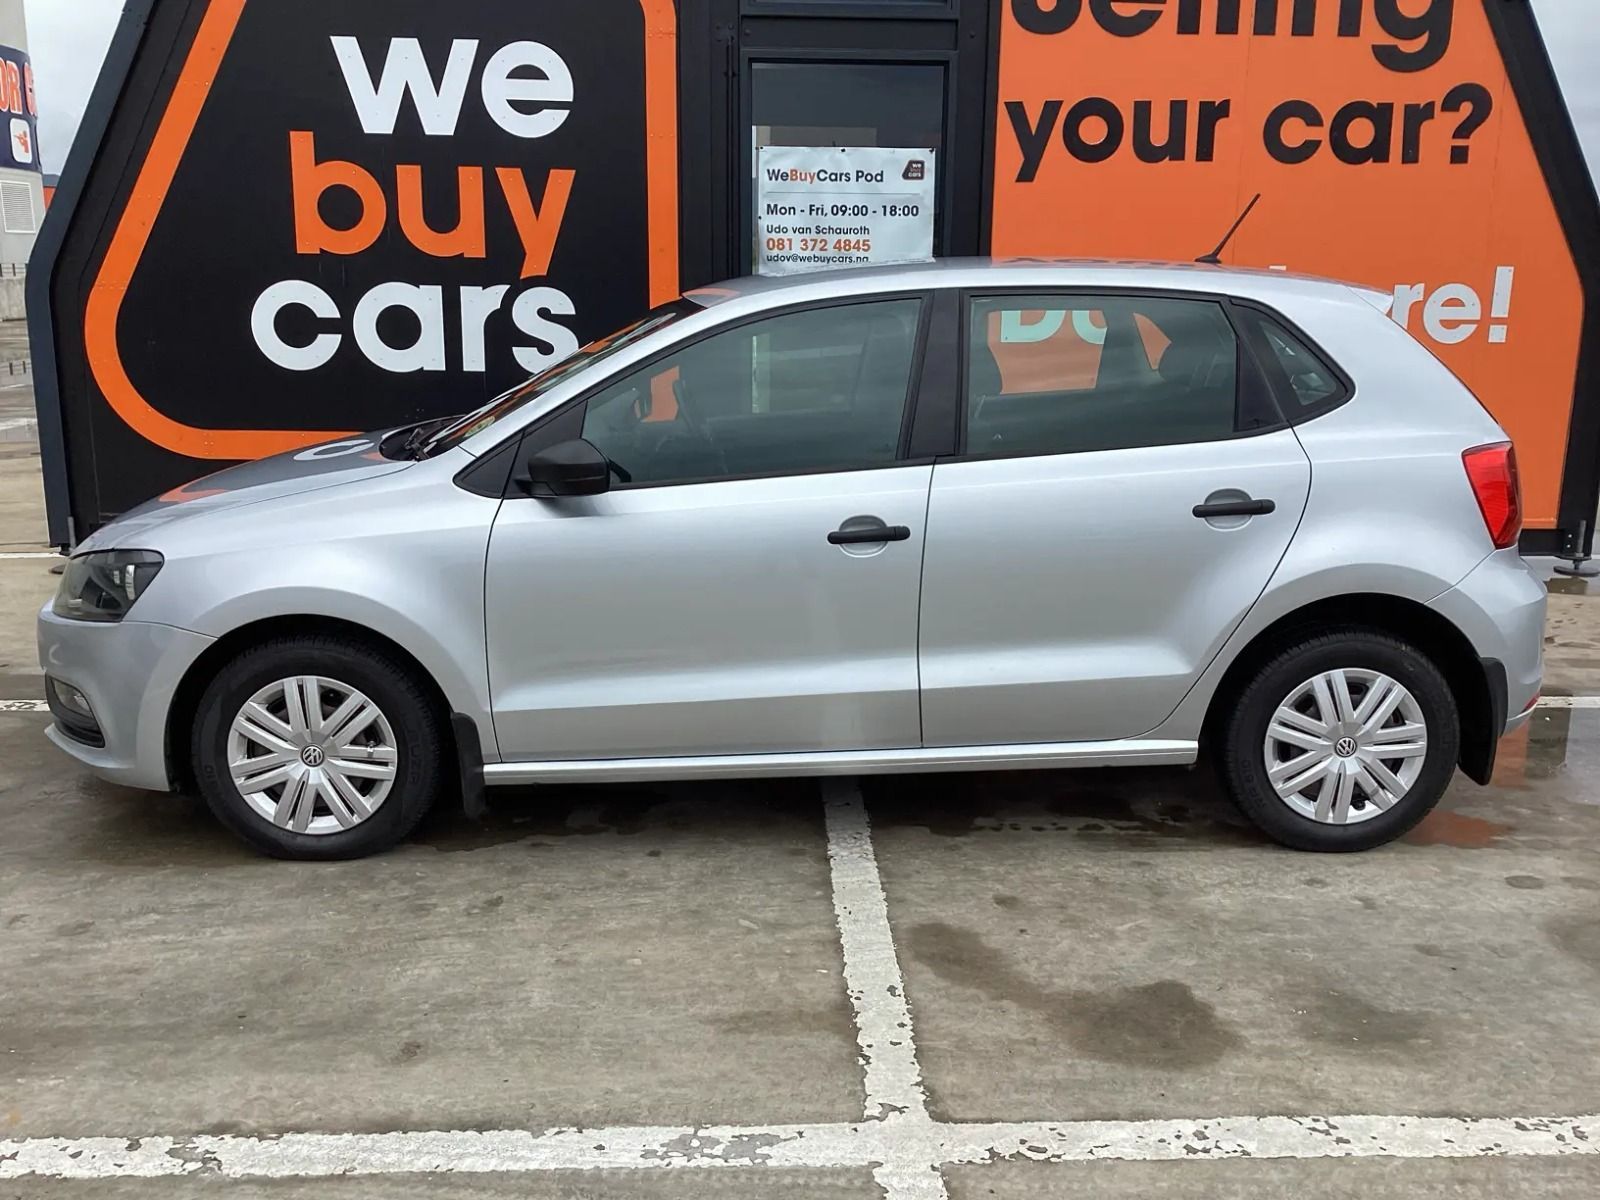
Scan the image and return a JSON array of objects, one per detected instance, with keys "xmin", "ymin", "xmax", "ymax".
[
  {"xmin": 300, "ymin": 745, "xmax": 327, "ymax": 768},
  {"xmin": 1334, "ymin": 736, "xmax": 1359, "ymax": 759}
]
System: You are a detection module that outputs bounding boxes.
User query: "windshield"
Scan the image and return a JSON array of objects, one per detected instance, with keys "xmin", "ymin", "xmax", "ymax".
[{"xmin": 423, "ymin": 299, "xmax": 703, "ymax": 455}]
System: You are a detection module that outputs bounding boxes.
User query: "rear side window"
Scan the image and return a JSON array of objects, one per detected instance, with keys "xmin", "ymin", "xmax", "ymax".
[
  {"xmin": 964, "ymin": 294, "xmax": 1266, "ymax": 458},
  {"xmin": 1234, "ymin": 308, "xmax": 1351, "ymax": 420}
]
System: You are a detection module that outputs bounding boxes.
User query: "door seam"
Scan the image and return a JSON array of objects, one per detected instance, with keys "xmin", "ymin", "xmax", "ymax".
[{"xmin": 914, "ymin": 463, "xmax": 937, "ymax": 748}]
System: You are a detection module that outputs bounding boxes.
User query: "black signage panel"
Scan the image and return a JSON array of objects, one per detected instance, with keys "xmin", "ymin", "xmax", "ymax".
[{"xmin": 45, "ymin": 0, "xmax": 677, "ymax": 523}]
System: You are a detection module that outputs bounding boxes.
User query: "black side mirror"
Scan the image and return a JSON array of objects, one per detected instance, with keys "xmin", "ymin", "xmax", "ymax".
[{"xmin": 516, "ymin": 438, "xmax": 612, "ymax": 498}]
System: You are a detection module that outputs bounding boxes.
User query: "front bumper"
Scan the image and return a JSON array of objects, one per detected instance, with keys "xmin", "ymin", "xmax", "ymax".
[{"xmin": 36, "ymin": 604, "xmax": 216, "ymax": 792}]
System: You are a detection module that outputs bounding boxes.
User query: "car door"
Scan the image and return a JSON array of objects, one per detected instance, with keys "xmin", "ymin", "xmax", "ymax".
[
  {"xmin": 485, "ymin": 294, "xmax": 932, "ymax": 761},
  {"xmin": 919, "ymin": 289, "xmax": 1313, "ymax": 747}
]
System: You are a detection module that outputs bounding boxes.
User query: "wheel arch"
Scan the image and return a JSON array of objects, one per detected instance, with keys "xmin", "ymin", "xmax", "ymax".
[
  {"xmin": 164, "ymin": 615, "xmax": 464, "ymax": 795},
  {"xmin": 1201, "ymin": 593, "xmax": 1503, "ymax": 784}
]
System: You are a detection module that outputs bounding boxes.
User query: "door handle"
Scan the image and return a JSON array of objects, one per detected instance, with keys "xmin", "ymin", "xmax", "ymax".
[
  {"xmin": 1193, "ymin": 498, "xmax": 1276, "ymax": 519},
  {"xmin": 829, "ymin": 524, "xmax": 912, "ymax": 545}
]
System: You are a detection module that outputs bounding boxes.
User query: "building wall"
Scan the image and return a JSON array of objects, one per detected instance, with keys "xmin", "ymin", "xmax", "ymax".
[{"xmin": 0, "ymin": 0, "xmax": 43, "ymax": 268}]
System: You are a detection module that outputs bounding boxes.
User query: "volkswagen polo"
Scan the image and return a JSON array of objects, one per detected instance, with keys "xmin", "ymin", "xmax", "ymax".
[{"xmin": 38, "ymin": 261, "xmax": 1545, "ymax": 859}]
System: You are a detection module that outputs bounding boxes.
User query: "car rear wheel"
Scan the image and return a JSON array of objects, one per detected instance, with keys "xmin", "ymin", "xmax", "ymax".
[
  {"xmin": 192, "ymin": 635, "xmax": 444, "ymax": 860},
  {"xmin": 1220, "ymin": 630, "xmax": 1460, "ymax": 851}
]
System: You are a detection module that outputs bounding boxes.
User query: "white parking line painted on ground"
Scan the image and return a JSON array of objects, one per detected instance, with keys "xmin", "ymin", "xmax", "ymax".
[
  {"xmin": 4, "ymin": 1113, "xmax": 1597, "ymax": 1182},
  {"xmin": 0, "ymin": 699, "xmax": 47, "ymax": 712},
  {"xmin": 0, "ymin": 551, "xmax": 56, "ymax": 560},
  {"xmin": 1538, "ymin": 696, "xmax": 1600, "ymax": 708},
  {"xmin": 823, "ymin": 779, "xmax": 930, "ymax": 1123}
]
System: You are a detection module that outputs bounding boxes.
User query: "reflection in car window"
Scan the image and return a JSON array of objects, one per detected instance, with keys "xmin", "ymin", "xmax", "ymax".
[
  {"xmin": 966, "ymin": 295, "xmax": 1241, "ymax": 458},
  {"xmin": 580, "ymin": 299, "xmax": 923, "ymax": 486},
  {"xmin": 424, "ymin": 300, "xmax": 703, "ymax": 455}
]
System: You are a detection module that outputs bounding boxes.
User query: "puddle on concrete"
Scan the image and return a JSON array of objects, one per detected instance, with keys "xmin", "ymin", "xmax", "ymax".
[
  {"xmin": 1490, "ymin": 708, "xmax": 1600, "ymax": 797},
  {"xmin": 864, "ymin": 767, "xmax": 1256, "ymax": 846},
  {"xmin": 411, "ymin": 779, "xmax": 825, "ymax": 854},
  {"xmin": 906, "ymin": 920, "xmax": 1244, "ymax": 1070},
  {"xmin": 1305, "ymin": 987, "xmax": 1431, "ymax": 1050},
  {"xmin": 1404, "ymin": 809, "xmax": 1514, "ymax": 849}
]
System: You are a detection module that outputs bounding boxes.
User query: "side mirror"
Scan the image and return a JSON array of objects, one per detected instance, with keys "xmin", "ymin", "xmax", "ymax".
[{"xmin": 516, "ymin": 438, "xmax": 612, "ymax": 498}]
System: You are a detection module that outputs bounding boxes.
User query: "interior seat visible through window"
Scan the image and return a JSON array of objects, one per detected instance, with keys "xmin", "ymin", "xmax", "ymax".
[{"xmin": 964, "ymin": 294, "xmax": 1261, "ymax": 458}]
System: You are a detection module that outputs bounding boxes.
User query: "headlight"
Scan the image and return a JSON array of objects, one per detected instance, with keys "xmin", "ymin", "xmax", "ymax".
[{"xmin": 53, "ymin": 550, "xmax": 165, "ymax": 623}]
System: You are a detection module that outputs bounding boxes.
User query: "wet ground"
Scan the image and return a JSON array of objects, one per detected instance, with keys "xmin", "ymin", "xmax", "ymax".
[{"xmin": 3, "ymin": 449, "xmax": 1600, "ymax": 1196}]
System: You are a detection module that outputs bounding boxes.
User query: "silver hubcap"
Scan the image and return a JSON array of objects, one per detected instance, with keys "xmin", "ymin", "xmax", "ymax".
[
  {"xmin": 228, "ymin": 677, "xmax": 399, "ymax": 836},
  {"xmin": 1264, "ymin": 668, "xmax": 1429, "ymax": 826}
]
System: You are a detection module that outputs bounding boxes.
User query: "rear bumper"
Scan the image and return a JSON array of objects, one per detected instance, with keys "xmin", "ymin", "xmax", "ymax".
[
  {"xmin": 1429, "ymin": 548, "xmax": 1545, "ymax": 727},
  {"xmin": 37, "ymin": 604, "xmax": 215, "ymax": 791},
  {"xmin": 1428, "ymin": 548, "xmax": 1545, "ymax": 780}
]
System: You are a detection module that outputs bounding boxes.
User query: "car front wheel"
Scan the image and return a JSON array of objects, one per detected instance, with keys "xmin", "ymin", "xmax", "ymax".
[
  {"xmin": 191, "ymin": 634, "xmax": 445, "ymax": 860},
  {"xmin": 1220, "ymin": 629, "xmax": 1461, "ymax": 852}
]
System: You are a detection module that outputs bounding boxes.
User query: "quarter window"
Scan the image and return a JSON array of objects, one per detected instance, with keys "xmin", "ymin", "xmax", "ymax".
[
  {"xmin": 581, "ymin": 299, "xmax": 923, "ymax": 486},
  {"xmin": 1239, "ymin": 310, "xmax": 1348, "ymax": 414},
  {"xmin": 965, "ymin": 295, "xmax": 1248, "ymax": 458}
]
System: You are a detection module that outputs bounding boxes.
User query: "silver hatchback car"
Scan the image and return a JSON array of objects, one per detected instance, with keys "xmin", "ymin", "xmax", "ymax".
[{"xmin": 39, "ymin": 261, "xmax": 1545, "ymax": 860}]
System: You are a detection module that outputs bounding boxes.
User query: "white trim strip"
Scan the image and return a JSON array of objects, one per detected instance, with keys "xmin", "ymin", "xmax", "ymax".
[
  {"xmin": 3, "ymin": 1114, "xmax": 1596, "ymax": 1182},
  {"xmin": 824, "ymin": 780, "xmax": 930, "ymax": 1122},
  {"xmin": 0, "ymin": 699, "xmax": 47, "ymax": 713},
  {"xmin": 485, "ymin": 740, "xmax": 1197, "ymax": 784}
]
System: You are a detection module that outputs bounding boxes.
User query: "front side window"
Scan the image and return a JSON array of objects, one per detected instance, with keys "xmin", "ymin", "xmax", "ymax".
[
  {"xmin": 580, "ymin": 299, "xmax": 923, "ymax": 486},
  {"xmin": 965, "ymin": 294, "xmax": 1247, "ymax": 458},
  {"xmin": 424, "ymin": 301, "xmax": 701, "ymax": 455}
]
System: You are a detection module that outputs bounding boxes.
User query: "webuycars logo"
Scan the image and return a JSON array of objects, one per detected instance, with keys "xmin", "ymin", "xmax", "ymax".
[
  {"xmin": 81, "ymin": 0, "xmax": 676, "ymax": 465},
  {"xmin": 261, "ymin": 37, "xmax": 584, "ymax": 376}
]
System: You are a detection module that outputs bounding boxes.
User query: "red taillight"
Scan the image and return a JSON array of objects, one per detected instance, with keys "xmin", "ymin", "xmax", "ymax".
[{"xmin": 1462, "ymin": 442, "xmax": 1522, "ymax": 550}]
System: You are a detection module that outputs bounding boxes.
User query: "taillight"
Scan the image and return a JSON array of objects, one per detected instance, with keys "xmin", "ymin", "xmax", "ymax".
[{"xmin": 1462, "ymin": 442, "xmax": 1522, "ymax": 549}]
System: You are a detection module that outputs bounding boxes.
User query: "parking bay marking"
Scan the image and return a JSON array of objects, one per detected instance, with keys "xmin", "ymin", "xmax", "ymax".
[
  {"xmin": 5, "ymin": 753, "xmax": 1600, "ymax": 1189},
  {"xmin": 4, "ymin": 1111, "xmax": 1598, "ymax": 1182}
]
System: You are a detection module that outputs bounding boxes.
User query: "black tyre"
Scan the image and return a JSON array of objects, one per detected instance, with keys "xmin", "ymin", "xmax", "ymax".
[
  {"xmin": 191, "ymin": 634, "xmax": 445, "ymax": 860},
  {"xmin": 1219, "ymin": 629, "xmax": 1460, "ymax": 852}
]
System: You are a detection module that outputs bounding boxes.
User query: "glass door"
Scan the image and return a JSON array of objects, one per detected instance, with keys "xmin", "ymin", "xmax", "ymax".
[{"xmin": 742, "ymin": 55, "xmax": 952, "ymax": 275}]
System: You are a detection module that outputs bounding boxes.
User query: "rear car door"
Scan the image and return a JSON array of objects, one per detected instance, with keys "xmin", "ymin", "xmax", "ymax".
[
  {"xmin": 485, "ymin": 295, "xmax": 933, "ymax": 761},
  {"xmin": 919, "ymin": 289, "xmax": 1314, "ymax": 746}
]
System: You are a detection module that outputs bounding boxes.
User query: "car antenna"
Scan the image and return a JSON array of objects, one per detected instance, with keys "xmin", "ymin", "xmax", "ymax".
[{"xmin": 1196, "ymin": 193, "xmax": 1262, "ymax": 266}]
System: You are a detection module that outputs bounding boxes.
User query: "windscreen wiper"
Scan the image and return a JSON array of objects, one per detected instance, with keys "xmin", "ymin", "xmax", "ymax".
[
  {"xmin": 397, "ymin": 417, "xmax": 455, "ymax": 461},
  {"xmin": 402, "ymin": 425, "xmax": 434, "ymax": 461}
]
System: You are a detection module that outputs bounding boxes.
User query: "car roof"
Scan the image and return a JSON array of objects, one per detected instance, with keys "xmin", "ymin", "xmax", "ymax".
[{"xmin": 684, "ymin": 257, "xmax": 1390, "ymax": 314}]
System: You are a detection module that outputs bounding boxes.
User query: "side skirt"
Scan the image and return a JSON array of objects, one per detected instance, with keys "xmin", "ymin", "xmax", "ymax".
[{"xmin": 482, "ymin": 739, "xmax": 1198, "ymax": 785}]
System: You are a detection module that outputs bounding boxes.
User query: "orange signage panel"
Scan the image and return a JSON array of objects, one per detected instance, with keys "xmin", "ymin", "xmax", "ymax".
[{"xmin": 992, "ymin": 0, "xmax": 1587, "ymax": 529}]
